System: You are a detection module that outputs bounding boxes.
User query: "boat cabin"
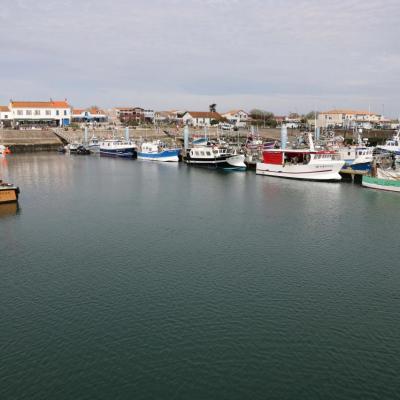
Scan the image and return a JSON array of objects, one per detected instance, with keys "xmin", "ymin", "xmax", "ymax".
[
  {"xmin": 262, "ymin": 150, "xmax": 339, "ymax": 165},
  {"xmin": 189, "ymin": 146, "xmax": 229, "ymax": 158}
]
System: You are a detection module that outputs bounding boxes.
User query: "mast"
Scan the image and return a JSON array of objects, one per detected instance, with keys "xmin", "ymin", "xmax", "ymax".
[{"xmin": 308, "ymin": 132, "xmax": 315, "ymax": 151}]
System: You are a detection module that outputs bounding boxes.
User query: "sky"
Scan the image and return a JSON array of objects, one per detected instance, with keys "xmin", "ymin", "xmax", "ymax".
[{"xmin": 0, "ymin": 0, "xmax": 399, "ymax": 116}]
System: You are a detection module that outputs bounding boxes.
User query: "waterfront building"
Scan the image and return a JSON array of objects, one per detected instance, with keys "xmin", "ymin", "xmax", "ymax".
[
  {"xmin": 0, "ymin": 105, "xmax": 12, "ymax": 127},
  {"xmin": 154, "ymin": 110, "xmax": 184, "ymax": 125},
  {"xmin": 114, "ymin": 107, "xmax": 155, "ymax": 124},
  {"xmin": 181, "ymin": 111, "xmax": 223, "ymax": 127},
  {"xmin": 221, "ymin": 110, "xmax": 249, "ymax": 127},
  {"xmin": 8, "ymin": 100, "xmax": 71, "ymax": 128},
  {"xmin": 72, "ymin": 107, "xmax": 108, "ymax": 124},
  {"xmin": 274, "ymin": 116, "xmax": 286, "ymax": 126},
  {"xmin": 317, "ymin": 109, "xmax": 383, "ymax": 129}
]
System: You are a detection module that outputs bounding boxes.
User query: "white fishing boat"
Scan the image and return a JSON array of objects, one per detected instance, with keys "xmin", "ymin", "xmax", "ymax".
[
  {"xmin": 137, "ymin": 140, "xmax": 180, "ymax": 162},
  {"xmin": 87, "ymin": 136, "xmax": 100, "ymax": 153},
  {"xmin": 376, "ymin": 130, "xmax": 400, "ymax": 155},
  {"xmin": 256, "ymin": 133, "xmax": 345, "ymax": 181},
  {"xmin": 65, "ymin": 142, "xmax": 80, "ymax": 153},
  {"xmin": 99, "ymin": 139, "xmax": 137, "ymax": 158},
  {"xmin": 184, "ymin": 142, "xmax": 246, "ymax": 170}
]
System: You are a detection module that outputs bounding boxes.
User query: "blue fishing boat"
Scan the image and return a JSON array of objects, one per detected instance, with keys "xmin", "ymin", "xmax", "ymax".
[{"xmin": 99, "ymin": 139, "xmax": 137, "ymax": 158}]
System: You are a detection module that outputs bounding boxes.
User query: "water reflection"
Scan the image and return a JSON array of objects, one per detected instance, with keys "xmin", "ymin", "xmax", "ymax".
[{"xmin": 0, "ymin": 202, "xmax": 20, "ymax": 219}]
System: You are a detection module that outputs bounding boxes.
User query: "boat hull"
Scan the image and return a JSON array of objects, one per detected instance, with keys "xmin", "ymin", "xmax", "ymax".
[
  {"xmin": 342, "ymin": 161, "xmax": 372, "ymax": 172},
  {"xmin": 0, "ymin": 187, "xmax": 19, "ymax": 203},
  {"xmin": 137, "ymin": 149, "xmax": 180, "ymax": 162},
  {"xmin": 362, "ymin": 176, "xmax": 400, "ymax": 192},
  {"xmin": 100, "ymin": 148, "xmax": 137, "ymax": 158},
  {"xmin": 184, "ymin": 154, "xmax": 246, "ymax": 170},
  {"xmin": 256, "ymin": 161, "xmax": 344, "ymax": 181},
  {"xmin": 88, "ymin": 145, "xmax": 100, "ymax": 154}
]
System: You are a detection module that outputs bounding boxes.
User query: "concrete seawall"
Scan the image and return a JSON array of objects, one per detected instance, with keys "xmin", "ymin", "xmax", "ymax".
[{"xmin": 0, "ymin": 129, "xmax": 62, "ymax": 152}]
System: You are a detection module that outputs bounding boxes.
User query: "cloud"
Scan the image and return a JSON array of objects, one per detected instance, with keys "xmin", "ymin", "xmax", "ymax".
[{"xmin": 0, "ymin": 0, "xmax": 399, "ymax": 115}]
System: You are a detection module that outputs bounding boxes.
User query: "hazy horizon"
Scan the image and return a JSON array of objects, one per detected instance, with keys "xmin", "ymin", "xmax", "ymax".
[{"xmin": 1, "ymin": 0, "xmax": 399, "ymax": 116}]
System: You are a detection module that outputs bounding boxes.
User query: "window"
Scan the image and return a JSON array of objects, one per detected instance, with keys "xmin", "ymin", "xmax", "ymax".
[
  {"xmin": 200, "ymin": 151, "xmax": 205, "ymax": 156},
  {"xmin": 26, "ymin": 110, "xmax": 32, "ymax": 116},
  {"xmin": 46, "ymin": 110, "xmax": 51, "ymax": 116},
  {"xmin": 56, "ymin": 110, "xmax": 60, "ymax": 116},
  {"xmin": 35, "ymin": 110, "xmax": 40, "ymax": 115},
  {"xmin": 64, "ymin": 110, "xmax": 67, "ymax": 116},
  {"xmin": 5, "ymin": 115, "xmax": 8, "ymax": 119},
  {"xmin": 206, "ymin": 151, "xmax": 211, "ymax": 156},
  {"xmin": 17, "ymin": 110, "xmax": 23, "ymax": 115}
]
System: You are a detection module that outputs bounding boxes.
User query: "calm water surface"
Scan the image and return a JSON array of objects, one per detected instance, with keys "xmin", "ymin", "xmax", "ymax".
[{"xmin": 1, "ymin": 154, "xmax": 399, "ymax": 399}]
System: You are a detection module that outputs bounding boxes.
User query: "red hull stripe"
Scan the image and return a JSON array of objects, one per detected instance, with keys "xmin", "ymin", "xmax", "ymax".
[{"xmin": 259, "ymin": 169, "xmax": 333, "ymax": 174}]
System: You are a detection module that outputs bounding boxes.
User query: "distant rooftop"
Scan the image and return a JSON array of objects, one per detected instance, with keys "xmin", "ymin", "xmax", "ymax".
[
  {"xmin": 320, "ymin": 109, "xmax": 380, "ymax": 116},
  {"xmin": 185, "ymin": 111, "xmax": 223, "ymax": 119},
  {"xmin": 10, "ymin": 100, "xmax": 70, "ymax": 109}
]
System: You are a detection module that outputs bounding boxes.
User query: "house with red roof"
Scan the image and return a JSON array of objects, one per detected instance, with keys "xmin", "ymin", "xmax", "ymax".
[
  {"xmin": 8, "ymin": 99, "xmax": 71, "ymax": 128},
  {"xmin": 182, "ymin": 111, "xmax": 223, "ymax": 127},
  {"xmin": 221, "ymin": 110, "xmax": 249, "ymax": 127}
]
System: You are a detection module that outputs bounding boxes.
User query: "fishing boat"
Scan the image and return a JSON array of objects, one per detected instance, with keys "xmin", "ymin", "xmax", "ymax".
[
  {"xmin": 256, "ymin": 133, "xmax": 345, "ymax": 181},
  {"xmin": 137, "ymin": 140, "xmax": 180, "ymax": 162},
  {"xmin": 65, "ymin": 142, "xmax": 80, "ymax": 153},
  {"xmin": 0, "ymin": 181, "xmax": 20, "ymax": 204},
  {"xmin": 87, "ymin": 136, "xmax": 100, "ymax": 153},
  {"xmin": 0, "ymin": 145, "xmax": 11, "ymax": 156},
  {"xmin": 338, "ymin": 145, "xmax": 374, "ymax": 172},
  {"xmin": 376, "ymin": 130, "xmax": 400, "ymax": 155},
  {"xmin": 362, "ymin": 155, "xmax": 400, "ymax": 192},
  {"xmin": 99, "ymin": 139, "xmax": 137, "ymax": 158},
  {"xmin": 362, "ymin": 168, "xmax": 400, "ymax": 192},
  {"xmin": 184, "ymin": 142, "xmax": 246, "ymax": 170}
]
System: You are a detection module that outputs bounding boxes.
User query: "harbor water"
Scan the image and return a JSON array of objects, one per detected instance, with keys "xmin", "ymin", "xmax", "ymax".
[{"xmin": 1, "ymin": 154, "xmax": 399, "ymax": 399}]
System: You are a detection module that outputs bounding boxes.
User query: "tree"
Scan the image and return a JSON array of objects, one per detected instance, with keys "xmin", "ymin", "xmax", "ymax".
[
  {"xmin": 249, "ymin": 109, "xmax": 276, "ymax": 127},
  {"xmin": 305, "ymin": 111, "xmax": 317, "ymax": 120},
  {"xmin": 209, "ymin": 103, "xmax": 217, "ymax": 113}
]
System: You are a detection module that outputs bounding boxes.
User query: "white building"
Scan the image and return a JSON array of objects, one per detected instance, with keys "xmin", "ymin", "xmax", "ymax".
[
  {"xmin": 0, "ymin": 106, "xmax": 12, "ymax": 127},
  {"xmin": 9, "ymin": 100, "xmax": 71, "ymax": 127},
  {"xmin": 143, "ymin": 109, "xmax": 155, "ymax": 123},
  {"xmin": 317, "ymin": 109, "xmax": 383, "ymax": 129},
  {"xmin": 182, "ymin": 111, "xmax": 223, "ymax": 127},
  {"xmin": 72, "ymin": 107, "xmax": 108, "ymax": 123},
  {"xmin": 222, "ymin": 110, "xmax": 249, "ymax": 127}
]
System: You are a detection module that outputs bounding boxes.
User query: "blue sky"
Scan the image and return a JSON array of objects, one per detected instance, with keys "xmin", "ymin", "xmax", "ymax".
[{"xmin": 1, "ymin": 0, "xmax": 399, "ymax": 116}]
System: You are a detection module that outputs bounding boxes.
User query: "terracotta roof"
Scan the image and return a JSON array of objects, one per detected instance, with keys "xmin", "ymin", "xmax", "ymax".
[
  {"xmin": 88, "ymin": 107, "xmax": 105, "ymax": 115},
  {"xmin": 185, "ymin": 111, "xmax": 223, "ymax": 119},
  {"xmin": 0, "ymin": 105, "xmax": 10, "ymax": 112},
  {"xmin": 11, "ymin": 100, "xmax": 70, "ymax": 109},
  {"xmin": 224, "ymin": 109, "xmax": 247, "ymax": 115},
  {"xmin": 320, "ymin": 109, "xmax": 379, "ymax": 116},
  {"xmin": 72, "ymin": 108, "xmax": 85, "ymax": 115}
]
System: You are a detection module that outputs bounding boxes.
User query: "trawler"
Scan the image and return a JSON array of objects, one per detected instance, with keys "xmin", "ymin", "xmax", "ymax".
[
  {"xmin": 256, "ymin": 133, "xmax": 345, "ymax": 181},
  {"xmin": 184, "ymin": 141, "xmax": 246, "ymax": 170}
]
